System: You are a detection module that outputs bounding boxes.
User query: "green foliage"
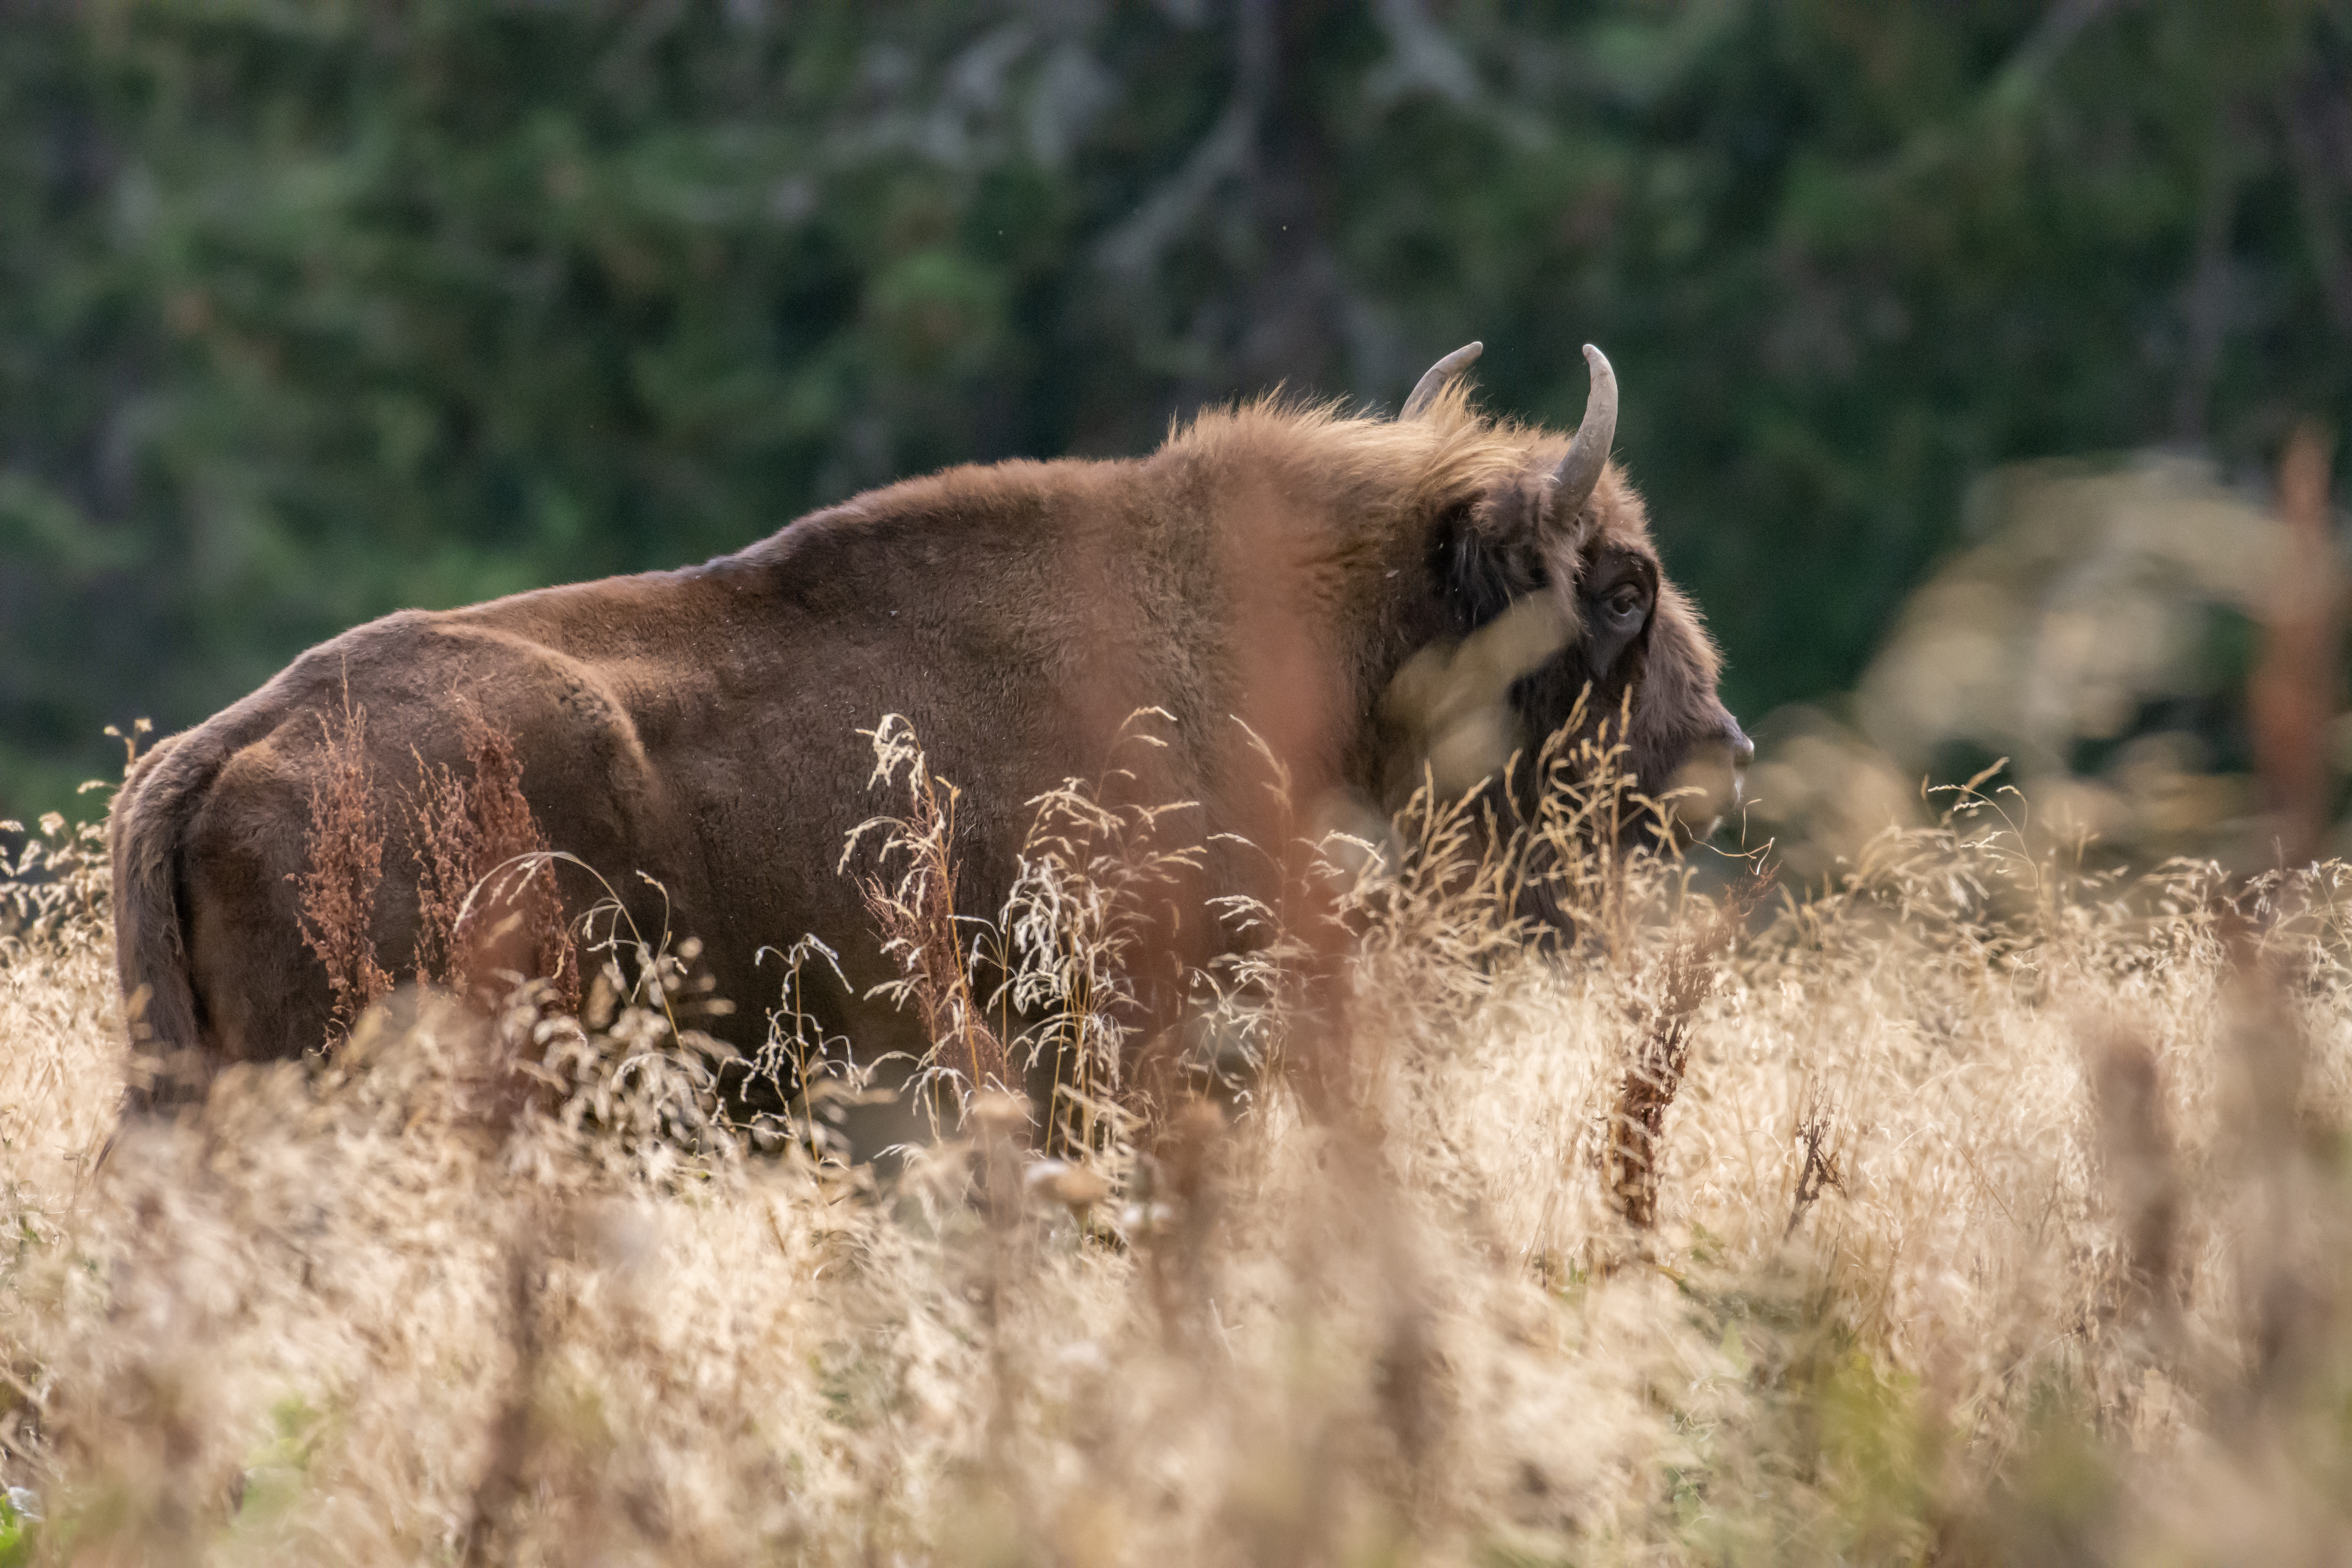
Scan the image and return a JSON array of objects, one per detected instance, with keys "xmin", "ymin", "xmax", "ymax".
[
  {"xmin": 0, "ymin": 1490, "xmax": 31, "ymax": 1568},
  {"xmin": 2, "ymin": 0, "xmax": 2347, "ymax": 819}
]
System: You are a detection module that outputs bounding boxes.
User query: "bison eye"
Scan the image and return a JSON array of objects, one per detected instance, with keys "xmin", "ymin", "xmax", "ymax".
[{"xmin": 1599, "ymin": 584, "xmax": 1648, "ymax": 629}]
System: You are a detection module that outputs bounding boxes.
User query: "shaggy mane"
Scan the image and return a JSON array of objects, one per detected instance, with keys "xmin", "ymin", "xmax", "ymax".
[{"xmin": 1153, "ymin": 382, "xmax": 1589, "ymax": 550}]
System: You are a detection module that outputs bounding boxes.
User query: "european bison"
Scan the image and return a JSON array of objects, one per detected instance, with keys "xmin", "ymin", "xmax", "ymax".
[{"xmin": 111, "ymin": 345, "xmax": 1749, "ymax": 1139}]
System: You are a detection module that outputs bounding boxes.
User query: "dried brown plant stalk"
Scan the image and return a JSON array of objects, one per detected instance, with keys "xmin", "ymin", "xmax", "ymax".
[
  {"xmin": 298, "ymin": 701, "xmax": 576, "ymax": 1058},
  {"xmin": 1784, "ymin": 1078, "xmax": 1847, "ymax": 1240},
  {"xmin": 413, "ymin": 712, "xmax": 577, "ymax": 1012},
  {"xmin": 1604, "ymin": 872, "xmax": 1772, "ymax": 1231},
  {"xmin": 291, "ymin": 697, "xmax": 393, "ymax": 1042}
]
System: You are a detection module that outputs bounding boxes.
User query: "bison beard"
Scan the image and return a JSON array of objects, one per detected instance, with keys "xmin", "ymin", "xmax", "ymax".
[{"xmin": 109, "ymin": 346, "xmax": 1750, "ymax": 1150}]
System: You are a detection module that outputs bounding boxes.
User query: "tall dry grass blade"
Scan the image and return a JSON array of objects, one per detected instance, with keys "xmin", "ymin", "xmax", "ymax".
[
  {"xmin": 461, "ymin": 1213, "xmax": 546, "ymax": 1568},
  {"xmin": 994, "ymin": 710, "xmax": 1203, "ymax": 1152},
  {"xmin": 848, "ymin": 717, "xmax": 1013, "ymax": 1112},
  {"xmin": 2085, "ymin": 1022, "xmax": 2183, "ymax": 1338}
]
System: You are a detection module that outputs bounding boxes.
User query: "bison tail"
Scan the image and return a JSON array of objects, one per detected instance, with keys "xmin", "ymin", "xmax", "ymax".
[{"xmin": 107, "ymin": 733, "xmax": 215, "ymax": 1111}]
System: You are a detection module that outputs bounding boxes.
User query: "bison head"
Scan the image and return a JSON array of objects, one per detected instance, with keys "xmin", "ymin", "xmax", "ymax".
[{"xmin": 1383, "ymin": 343, "xmax": 1752, "ymax": 845}]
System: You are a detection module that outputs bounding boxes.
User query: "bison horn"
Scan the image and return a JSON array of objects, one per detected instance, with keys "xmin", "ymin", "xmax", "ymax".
[
  {"xmin": 1401, "ymin": 341, "xmax": 1482, "ymax": 419},
  {"xmin": 1550, "ymin": 344, "xmax": 1618, "ymax": 519}
]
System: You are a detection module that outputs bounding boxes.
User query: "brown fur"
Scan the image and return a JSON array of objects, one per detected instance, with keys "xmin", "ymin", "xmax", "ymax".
[{"xmin": 110, "ymin": 387, "xmax": 1747, "ymax": 1129}]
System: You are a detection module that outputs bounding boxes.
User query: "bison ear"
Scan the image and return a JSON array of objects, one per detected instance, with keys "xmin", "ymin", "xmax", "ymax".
[
  {"xmin": 1471, "ymin": 343, "xmax": 1617, "ymax": 558},
  {"xmin": 1446, "ymin": 518, "xmax": 1532, "ymax": 628},
  {"xmin": 1452, "ymin": 343, "xmax": 1619, "ymax": 610}
]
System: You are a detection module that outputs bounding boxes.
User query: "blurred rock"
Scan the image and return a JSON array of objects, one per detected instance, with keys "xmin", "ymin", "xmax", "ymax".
[
  {"xmin": 1748, "ymin": 453, "xmax": 2338, "ymax": 871},
  {"xmin": 1860, "ymin": 455, "xmax": 2285, "ymax": 777}
]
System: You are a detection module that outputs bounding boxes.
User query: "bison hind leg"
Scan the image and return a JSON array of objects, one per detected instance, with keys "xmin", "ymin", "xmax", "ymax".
[{"xmin": 180, "ymin": 742, "xmax": 348, "ymax": 1069}]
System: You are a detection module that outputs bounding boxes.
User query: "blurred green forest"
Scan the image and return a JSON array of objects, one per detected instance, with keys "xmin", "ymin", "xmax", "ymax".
[{"xmin": 2, "ymin": 0, "xmax": 2348, "ymax": 821}]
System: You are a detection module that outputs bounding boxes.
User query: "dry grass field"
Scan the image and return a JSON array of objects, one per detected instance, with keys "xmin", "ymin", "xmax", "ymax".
[{"xmin": 4, "ymin": 729, "xmax": 2352, "ymax": 1566}]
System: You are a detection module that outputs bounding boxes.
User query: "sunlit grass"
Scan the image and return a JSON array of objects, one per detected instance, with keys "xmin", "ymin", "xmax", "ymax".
[{"xmin": 3, "ymin": 735, "xmax": 2351, "ymax": 1565}]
